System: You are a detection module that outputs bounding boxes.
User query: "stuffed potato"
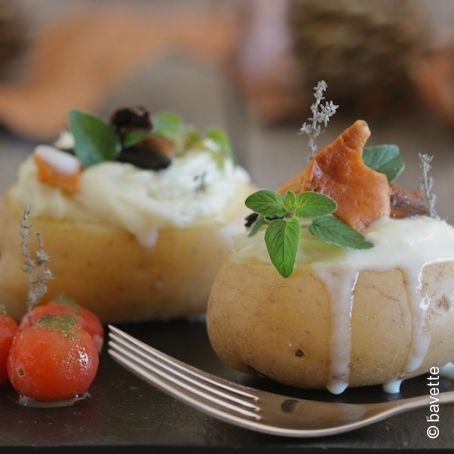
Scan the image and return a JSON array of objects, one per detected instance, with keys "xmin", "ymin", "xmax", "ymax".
[
  {"xmin": 207, "ymin": 118, "xmax": 454, "ymax": 394},
  {"xmin": 0, "ymin": 108, "xmax": 252, "ymax": 322},
  {"xmin": 0, "ymin": 189, "xmax": 250, "ymax": 322},
  {"xmin": 208, "ymin": 239, "xmax": 454, "ymax": 392}
]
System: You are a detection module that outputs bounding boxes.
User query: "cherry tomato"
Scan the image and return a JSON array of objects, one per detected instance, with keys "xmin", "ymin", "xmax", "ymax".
[
  {"xmin": 0, "ymin": 306, "xmax": 18, "ymax": 385},
  {"xmin": 8, "ymin": 315, "xmax": 99, "ymax": 401},
  {"xmin": 20, "ymin": 295, "xmax": 104, "ymax": 352}
]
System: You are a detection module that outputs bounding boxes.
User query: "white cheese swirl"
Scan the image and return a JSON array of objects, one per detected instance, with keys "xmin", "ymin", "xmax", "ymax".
[{"xmin": 11, "ymin": 150, "xmax": 250, "ymax": 246}]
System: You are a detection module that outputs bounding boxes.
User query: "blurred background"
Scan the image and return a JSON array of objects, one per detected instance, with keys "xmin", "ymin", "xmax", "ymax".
[{"xmin": 0, "ymin": 0, "xmax": 453, "ymax": 217}]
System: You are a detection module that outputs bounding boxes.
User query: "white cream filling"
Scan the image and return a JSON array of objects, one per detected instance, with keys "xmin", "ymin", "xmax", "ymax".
[
  {"xmin": 10, "ymin": 150, "xmax": 250, "ymax": 246},
  {"xmin": 234, "ymin": 216, "xmax": 454, "ymax": 394},
  {"xmin": 34, "ymin": 145, "xmax": 81, "ymax": 175}
]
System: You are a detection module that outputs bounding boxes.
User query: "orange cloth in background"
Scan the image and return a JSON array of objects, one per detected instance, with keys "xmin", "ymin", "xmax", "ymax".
[{"xmin": 0, "ymin": 8, "xmax": 238, "ymax": 139}]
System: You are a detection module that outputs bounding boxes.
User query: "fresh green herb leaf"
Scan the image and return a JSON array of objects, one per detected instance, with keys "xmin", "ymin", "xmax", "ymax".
[
  {"xmin": 363, "ymin": 144, "xmax": 405, "ymax": 183},
  {"xmin": 153, "ymin": 112, "xmax": 185, "ymax": 139},
  {"xmin": 153, "ymin": 112, "xmax": 187, "ymax": 153},
  {"xmin": 152, "ymin": 113, "xmax": 235, "ymax": 167},
  {"xmin": 210, "ymin": 152, "xmax": 226, "ymax": 170},
  {"xmin": 206, "ymin": 128, "xmax": 236, "ymax": 166},
  {"xmin": 265, "ymin": 218, "xmax": 301, "ymax": 278},
  {"xmin": 295, "ymin": 192, "xmax": 337, "ymax": 218},
  {"xmin": 122, "ymin": 131, "xmax": 151, "ymax": 148},
  {"xmin": 248, "ymin": 214, "xmax": 267, "ymax": 237},
  {"xmin": 308, "ymin": 215, "xmax": 373, "ymax": 249},
  {"xmin": 245, "ymin": 189, "xmax": 374, "ymax": 276},
  {"xmin": 245, "ymin": 190, "xmax": 287, "ymax": 217},
  {"xmin": 185, "ymin": 130, "xmax": 202, "ymax": 149},
  {"xmin": 283, "ymin": 191, "xmax": 296, "ymax": 211},
  {"xmin": 69, "ymin": 110, "xmax": 119, "ymax": 167}
]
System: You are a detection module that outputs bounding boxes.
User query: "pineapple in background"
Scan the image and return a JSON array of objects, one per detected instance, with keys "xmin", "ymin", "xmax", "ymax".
[
  {"xmin": 289, "ymin": 0, "xmax": 427, "ymax": 115},
  {"xmin": 0, "ymin": 0, "xmax": 27, "ymax": 79},
  {"xmin": 234, "ymin": 0, "xmax": 430, "ymax": 123}
]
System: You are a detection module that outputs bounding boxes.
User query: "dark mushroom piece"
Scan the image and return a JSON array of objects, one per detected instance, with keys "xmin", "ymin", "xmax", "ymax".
[
  {"xmin": 116, "ymin": 144, "xmax": 171, "ymax": 171},
  {"xmin": 390, "ymin": 183, "xmax": 429, "ymax": 219}
]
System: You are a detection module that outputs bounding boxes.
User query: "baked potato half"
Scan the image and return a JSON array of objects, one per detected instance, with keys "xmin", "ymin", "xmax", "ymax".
[
  {"xmin": 0, "ymin": 188, "xmax": 250, "ymax": 322},
  {"xmin": 207, "ymin": 257, "xmax": 454, "ymax": 389}
]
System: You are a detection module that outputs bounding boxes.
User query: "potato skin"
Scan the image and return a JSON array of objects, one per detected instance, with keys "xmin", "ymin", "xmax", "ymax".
[
  {"xmin": 207, "ymin": 257, "xmax": 454, "ymax": 389},
  {"xmin": 0, "ymin": 190, "xmax": 250, "ymax": 322}
]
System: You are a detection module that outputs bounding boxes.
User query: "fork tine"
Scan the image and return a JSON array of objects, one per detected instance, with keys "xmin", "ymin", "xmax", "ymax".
[
  {"xmin": 108, "ymin": 343, "xmax": 261, "ymax": 421},
  {"xmin": 109, "ymin": 332, "xmax": 260, "ymax": 412},
  {"xmin": 108, "ymin": 325, "xmax": 258, "ymax": 401}
]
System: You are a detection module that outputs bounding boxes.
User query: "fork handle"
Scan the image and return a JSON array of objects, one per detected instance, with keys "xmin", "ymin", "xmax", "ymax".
[{"xmin": 376, "ymin": 390, "xmax": 454, "ymax": 413}]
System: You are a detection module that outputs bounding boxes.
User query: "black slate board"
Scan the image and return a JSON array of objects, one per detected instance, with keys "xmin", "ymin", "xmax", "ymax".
[{"xmin": 0, "ymin": 319, "xmax": 453, "ymax": 453}]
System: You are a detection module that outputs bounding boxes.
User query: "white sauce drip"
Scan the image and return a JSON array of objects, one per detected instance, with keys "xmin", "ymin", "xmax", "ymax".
[
  {"xmin": 234, "ymin": 216, "xmax": 454, "ymax": 394},
  {"xmin": 440, "ymin": 362, "xmax": 454, "ymax": 379},
  {"xmin": 383, "ymin": 379, "xmax": 403, "ymax": 394},
  {"xmin": 141, "ymin": 229, "xmax": 159, "ymax": 248},
  {"xmin": 317, "ymin": 269, "xmax": 359, "ymax": 395},
  {"xmin": 401, "ymin": 265, "xmax": 431, "ymax": 374}
]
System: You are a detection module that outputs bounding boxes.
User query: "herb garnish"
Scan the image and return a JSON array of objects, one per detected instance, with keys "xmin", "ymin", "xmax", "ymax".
[
  {"xmin": 298, "ymin": 81, "xmax": 338, "ymax": 159},
  {"xmin": 204, "ymin": 128, "xmax": 236, "ymax": 168},
  {"xmin": 308, "ymin": 215, "xmax": 373, "ymax": 249},
  {"xmin": 248, "ymin": 139, "xmax": 406, "ymax": 278},
  {"xmin": 153, "ymin": 112, "xmax": 235, "ymax": 169},
  {"xmin": 20, "ymin": 207, "xmax": 53, "ymax": 315},
  {"xmin": 68, "ymin": 109, "xmax": 235, "ymax": 171},
  {"xmin": 298, "ymin": 82, "xmax": 404, "ymax": 183},
  {"xmin": 153, "ymin": 112, "xmax": 188, "ymax": 154},
  {"xmin": 363, "ymin": 144, "xmax": 405, "ymax": 183},
  {"xmin": 246, "ymin": 80, "xmax": 378, "ymax": 278},
  {"xmin": 265, "ymin": 218, "xmax": 301, "ymax": 278},
  {"xmin": 245, "ymin": 190, "xmax": 372, "ymax": 277},
  {"xmin": 419, "ymin": 153, "xmax": 437, "ymax": 218},
  {"xmin": 69, "ymin": 111, "xmax": 120, "ymax": 167}
]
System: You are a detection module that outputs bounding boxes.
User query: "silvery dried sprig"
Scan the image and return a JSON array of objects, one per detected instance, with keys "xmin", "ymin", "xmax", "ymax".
[
  {"xmin": 299, "ymin": 80, "xmax": 338, "ymax": 160},
  {"xmin": 20, "ymin": 207, "xmax": 53, "ymax": 315},
  {"xmin": 418, "ymin": 153, "xmax": 438, "ymax": 218}
]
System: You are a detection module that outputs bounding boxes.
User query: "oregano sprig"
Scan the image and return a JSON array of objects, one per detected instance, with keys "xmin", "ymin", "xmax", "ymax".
[{"xmin": 245, "ymin": 190, "xmax": 373, "ymax": 278}]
